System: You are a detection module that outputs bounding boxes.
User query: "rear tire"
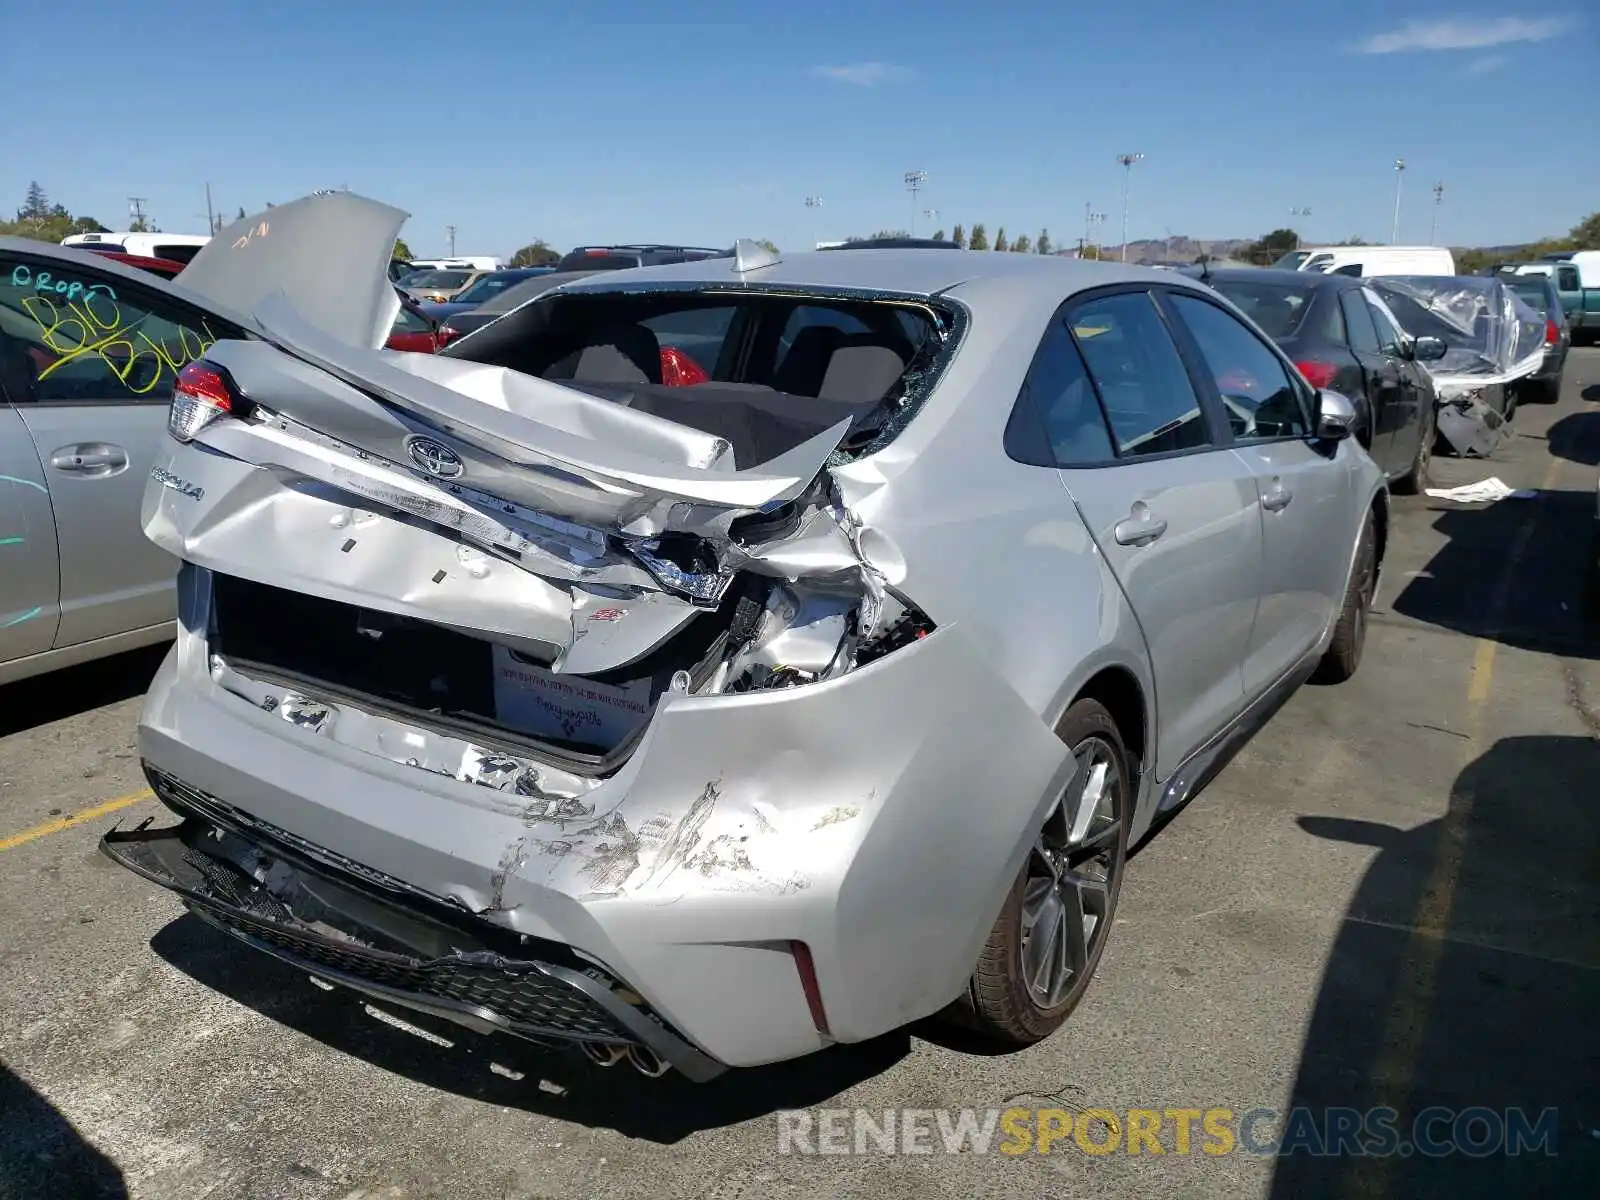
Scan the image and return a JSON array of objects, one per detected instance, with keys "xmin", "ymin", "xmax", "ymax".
[
  {"xmin": 1390, "ymin": 406, "xmax": 1433, "ymax": 495},
  {"xmin": 949, "ymin": 699, "xmax": 1131, "ymax": 1045},
  {"xmin": 1314, "ymin": 510, "xmax": 1376, "ymax": 684}
]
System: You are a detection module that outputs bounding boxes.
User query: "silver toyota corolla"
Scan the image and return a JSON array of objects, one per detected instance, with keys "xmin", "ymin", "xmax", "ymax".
[{"xmin": 103, "ymin": 193, "xmax": 1386, "ymax": 1081}]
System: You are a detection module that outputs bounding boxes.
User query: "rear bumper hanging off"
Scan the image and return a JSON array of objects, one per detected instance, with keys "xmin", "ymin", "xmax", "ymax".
[{"xmin": 100, "ymin": 793, "xmax": 726, "ymax": 1082}]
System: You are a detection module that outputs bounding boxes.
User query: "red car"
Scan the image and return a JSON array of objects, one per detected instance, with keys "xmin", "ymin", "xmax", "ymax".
[
  {"xmin": 387, "ymin": 289, "xmax": 454, "ymax": 353},
  {"xmin": 83, "ymin": 249, "xmax": 187, "ymax": 280}
]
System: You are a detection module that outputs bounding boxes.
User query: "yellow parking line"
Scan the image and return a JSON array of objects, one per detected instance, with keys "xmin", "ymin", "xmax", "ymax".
[
  {"xmin": 1350, "ymin": 449, "xmax": 1564, "ymax": 1194},
  {"xmin": 0, "ymin": 788, "xmax": 154, "ymax": 851}
]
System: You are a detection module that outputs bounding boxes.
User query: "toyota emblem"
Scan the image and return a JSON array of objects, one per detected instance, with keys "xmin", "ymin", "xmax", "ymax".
[{"xmin": 407, "ymin": 436, "xmax": 464, "ymax": 479}]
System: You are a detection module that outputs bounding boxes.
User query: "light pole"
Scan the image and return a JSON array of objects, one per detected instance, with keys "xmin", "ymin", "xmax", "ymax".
[
  {"xmin": 904, "ymin": 170, "xmax": 927, "ymax": 236},
  {"xmin": 805, "ymin": 195, "xmax": 823, "ymax": 249},
  {"xmin": 1429, "ymin": 182, "xmax": 1444, "ymax": 243},
  {"xmin": 1289, "ymin": 206, "xmax": 1312, "ymax": 251},
  {"xmin": 1390, "ymin": 159, "xmax": 1405, "ymax": 244},
  {"xmin": 1116, "ymin": 152, "xmax": 1143, "ymax": 262},
  {"xmin": 446, "ymin": 224, "xmax": 457, "ymax": 256}
]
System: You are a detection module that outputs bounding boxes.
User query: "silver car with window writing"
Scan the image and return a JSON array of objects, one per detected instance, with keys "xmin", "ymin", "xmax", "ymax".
[{"xmin": 102, "ymin": 193, "xmax": 1386, "ymax": 1081}]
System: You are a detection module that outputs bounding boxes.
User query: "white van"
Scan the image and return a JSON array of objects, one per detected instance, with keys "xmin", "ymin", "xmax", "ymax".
[
  {"xmin": 60, "ymin": 231, "xmax": 211, "ymax": 265},
  {"xmin": 1274, "ymin": 245, "xmax": 1456, "ymax": 278},
  {"xmin": 406, "ymin": 256, "xmax": 503, "ymax": 271}
]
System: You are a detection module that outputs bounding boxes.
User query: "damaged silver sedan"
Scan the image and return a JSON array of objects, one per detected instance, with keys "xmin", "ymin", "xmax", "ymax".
[{"xmin": 103, "ymin": 193, "xmax": 1387, "ymax": 1080}]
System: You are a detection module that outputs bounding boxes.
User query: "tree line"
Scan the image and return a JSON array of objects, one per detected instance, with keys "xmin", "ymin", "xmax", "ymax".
[{"xmin": 842, "ymin": 224, "xmax": 1057, "ymax": 254}]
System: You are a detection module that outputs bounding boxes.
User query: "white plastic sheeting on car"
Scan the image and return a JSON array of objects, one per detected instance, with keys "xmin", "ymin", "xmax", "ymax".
[{"xmin": 1368, "ymin": 276, "xmax": 1547, "ymax": 400}]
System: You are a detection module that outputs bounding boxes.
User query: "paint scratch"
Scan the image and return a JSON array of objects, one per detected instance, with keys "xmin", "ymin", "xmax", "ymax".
[
  {"xmin": 0, "ymin": 474, "xmax": 47, "ymax": 494},
  {"xmin": 1, "ymin": 607, "xmax": 42, "ymax": 629}
]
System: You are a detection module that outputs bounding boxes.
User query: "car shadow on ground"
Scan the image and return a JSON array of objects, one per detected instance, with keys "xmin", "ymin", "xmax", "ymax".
[
  {"xmin": 149, "ymin": 915, "xmax": 910, "ymax": 1143},
  {"xmin": 1390, "ymin": 485, "xmax": 1599, "ymax": 658},
  {"xmin": 0, "ymin": 643, "xmax": 169, "ymax": 739},
  {"xmin": 0, "ymin": 1062, "xmax": 128, "ymax": 1198},
  {"xmin": 1546, "ymin": 412, "xmax": 1600, "ymax": 467},
  {"xmin": 1270, "ymin": 735, "xmax": 1600, "ymax": 1197},
  {"xmin": 1581, "ymin": 383, "xmax": 1600, "ymax": 404}
]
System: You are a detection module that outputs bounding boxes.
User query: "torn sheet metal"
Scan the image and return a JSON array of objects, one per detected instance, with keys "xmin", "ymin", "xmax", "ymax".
[
  {"xmin": 1368, "ymin": 275, "xmax": 1547, "ymax": 399},
  {"xmin": 215, "ymin": 301, "xmax": 852, "ymax": 537},
  {"xmin": 175, "ymin": 192, "xmax": 407, "ymax": 351}
]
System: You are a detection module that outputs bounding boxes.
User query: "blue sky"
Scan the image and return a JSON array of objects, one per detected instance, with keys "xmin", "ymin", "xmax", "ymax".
[{"xmin": 4, "ymin": 1, "xmax": 1595, "ymax": 256}]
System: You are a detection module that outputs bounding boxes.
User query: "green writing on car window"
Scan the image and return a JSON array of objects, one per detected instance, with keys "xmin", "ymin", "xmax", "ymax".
[{"xmin": 10, "ymin": 264, "xmax": 218, "ymax": 396}]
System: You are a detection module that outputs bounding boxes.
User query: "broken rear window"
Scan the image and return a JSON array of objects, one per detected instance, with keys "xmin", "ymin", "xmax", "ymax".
[{"xmin": 450, "ymin": 288, "xmax": 952, "ymax": 468}]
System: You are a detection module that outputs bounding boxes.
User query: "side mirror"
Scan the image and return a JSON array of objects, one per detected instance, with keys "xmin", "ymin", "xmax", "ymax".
[
  {"xmin": 1411, "ymin": 335, "xmax": 1448, "ymax": 362},
  {"xmin": 1315, "ymin": 389, "xmax": 1357, "ymax": 443}
]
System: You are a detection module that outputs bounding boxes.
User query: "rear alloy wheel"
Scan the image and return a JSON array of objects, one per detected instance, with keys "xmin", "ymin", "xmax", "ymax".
[
  {"xmin": 955, "ymin": 699, "xmax": 1131, "ymax": 1045},
  {"xmin": 1390, "ymin": 406, "xmax": 1433, "ymax": 495},
  {"xmin": 1314, "ymin": 510, "xmax": 1376, "ymax": 683}
]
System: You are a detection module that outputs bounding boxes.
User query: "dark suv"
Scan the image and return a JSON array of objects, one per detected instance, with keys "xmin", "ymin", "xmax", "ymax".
[{"xmin": 553, "ymin": 244, "xmax": 730, "ymax": 272}]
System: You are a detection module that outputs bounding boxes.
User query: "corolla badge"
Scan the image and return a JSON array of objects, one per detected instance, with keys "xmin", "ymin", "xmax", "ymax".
[{"xmin": 407, "ymin": 436, "xmax": 464, "ymax": 479}]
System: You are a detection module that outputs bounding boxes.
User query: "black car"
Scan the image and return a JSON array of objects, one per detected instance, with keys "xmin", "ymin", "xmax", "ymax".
[
  {"xmin": 434, "ymin": 269, "xmax": 603, "ymax": 340},
  {"xmin": 1191, "ymin": 267, "xmax": 1445, "ymax": 492},
  {"xmin": 552, "ymin": 244, "xmax": 729, "ymax": 272},
  {"xmin": 1501, "ymin": 273, "xmax": 1569, "ymax": 404}
]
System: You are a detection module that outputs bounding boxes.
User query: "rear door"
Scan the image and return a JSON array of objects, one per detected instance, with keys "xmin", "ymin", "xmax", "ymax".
[
  {"xmin": 0, "ymin": 250, "xmax": 233, "ymax": 648},
  {"xmin": 1363, "ymin": 288, "xmax": 1427, "ymax": 465},
  {"xmin": 1052, "ymin": 288, "xmax": 1263, "ymax": 779},
  {"xmin": 1161, "ymin": 289, "xmax": 1350, "ymax": 697},
  {"xmin": 0, "ymin": 403, "xmax": 60, "ymax": 666},
  {"xmin": 1337, "ymin": 288, "xmax": 1406, "ymax": 472}
]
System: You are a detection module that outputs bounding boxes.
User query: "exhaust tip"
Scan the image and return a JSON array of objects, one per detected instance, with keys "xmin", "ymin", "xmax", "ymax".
[
  {"xmin": 581, "ymin": 1041, "xmax": 627, "ymax": 1067},
  {"xmin": 625, "ymin": 1044, "xmax": 671, "ymax": 1078}
]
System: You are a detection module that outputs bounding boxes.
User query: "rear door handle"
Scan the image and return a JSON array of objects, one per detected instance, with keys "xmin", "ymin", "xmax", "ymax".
[
  {"xmin": 1261, "ymin": 480, "xmax": 1293, "ymax": 512},
  {"xmin": 1114, "ymin": 503, "xmax": 1168, "ymax": 547},
  {"xmin": 50, "ymin": 443, "xmax": 129, "ymax": 476}
]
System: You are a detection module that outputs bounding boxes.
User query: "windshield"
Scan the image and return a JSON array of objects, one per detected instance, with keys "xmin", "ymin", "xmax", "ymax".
[
  {"xmin": 407, "ymin": 270, "xmax": 472, "ymax": 288},
  {"xmin": 1507, "ymin": 279, "xmax": 1553, "ymax": 314},
  {"xmin": 1208, "ymin": 281, "xmax": 1316, "ymax": 339},
  {"xmin": 1271, "ymin": 250, "xmax": 1312, "ymax": 271},
  {"xmin": 452, "ymin": 271, "xmax": 541, "ymax": 304}
]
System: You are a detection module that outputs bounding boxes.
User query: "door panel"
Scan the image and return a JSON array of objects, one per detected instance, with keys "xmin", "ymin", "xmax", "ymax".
[
  {"xmin": 1337, "ymin": 290, "xmax": 1404, "ymax": 471},
  {"xmin": 1064, "ymin": 457, "xmax": 1262, "ymax": 779},
  {"xmin": 1363, "ymin": 290, "xmax": 1426, "ymax": 472},
  {"xmin": 0, "ymin": 405, "xmax": 61, "ymax": 662},
  {"xmin": 17, "ymin": 402, "xmax": 175, "ymax": 645},
  {"xmin": 1231, "ymin": 440, "xmax": 1351, "ymax": 693},
  {"xmin": 1160, "ymin": 289, "xmax": 1349, "ymax": 694}
]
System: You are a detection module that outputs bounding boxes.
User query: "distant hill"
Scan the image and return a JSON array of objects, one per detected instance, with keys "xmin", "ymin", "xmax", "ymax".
[{"xmin": 1080, "ymin": 235, "xmax": 1256, "ymax": 265}]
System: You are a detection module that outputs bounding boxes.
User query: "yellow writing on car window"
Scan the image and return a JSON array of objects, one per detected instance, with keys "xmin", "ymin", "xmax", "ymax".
[{"xmin": 11, "ymin": 266, "xmax": 217, "ymax": 395}]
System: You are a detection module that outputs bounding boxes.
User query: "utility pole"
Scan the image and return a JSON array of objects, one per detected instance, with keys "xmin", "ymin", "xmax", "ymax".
[
  {"xmin": 446, "ymin": 225, "xmax": 457, "ymax": 256},
  {"xmin": 1083, "ymin": 204, "xmax": 1106, "ymax": 258},
  {"xmin": 904, "ymin": 170, "xmax": 927, "ymax": 236},
  {"xmin": 1115, "ymin": 153, "xmax": 1143, "ymax": 262},
  {"xmin": 805, "ymin": 195, "xmax": 823, "ymax": 249},
  {"xmin": 1391, "ymin": 159, "xmax": 1405, "ymax": 244},
  {"xmin": 1289, "ymin": 206, "xmax": 1312, "ymax": 251},
  {"xmin": 205, "ymin": 183, "xmax": 216, "ymax": 235},
  {"xmin": 1429, "ymin": 182, "xmax": 1444, "ymax": 243},
  {"xmin": 128, "ymin": 196, "xmax": 149, "ymax": 230}
]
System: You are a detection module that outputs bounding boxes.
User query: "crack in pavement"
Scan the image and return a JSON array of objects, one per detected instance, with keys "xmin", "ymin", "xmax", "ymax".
[{"xmin": 1559, "ymin": 658, "xmax": 1600, "ymax": 737}]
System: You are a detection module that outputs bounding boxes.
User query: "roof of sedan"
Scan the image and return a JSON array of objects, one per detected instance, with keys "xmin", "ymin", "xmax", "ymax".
[
  {"xmin": 1193, "ymin": 266, "xmax": 1354, "ymax": 289},
  {"xmin": 552, "ymin": 248, "xmax": 1181, "ymax": 301}
]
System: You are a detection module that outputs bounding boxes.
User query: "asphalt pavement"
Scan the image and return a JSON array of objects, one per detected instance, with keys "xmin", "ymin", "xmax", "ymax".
[{"xmin": 3, "ymin": 353, "xmax": 1598, "ymax": 1200}]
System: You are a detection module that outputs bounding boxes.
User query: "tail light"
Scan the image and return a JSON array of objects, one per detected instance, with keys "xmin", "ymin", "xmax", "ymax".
[
  {"xmin": 1293, "ymin": 360, "xmax": 1340, "ymax": 389},
  {"xmin": 659, "ymin": 346, "xmax": 709, "ymax": 387},
  {"xmin": 168, "ymin": 361, "xmax": 237, "ymax": 442},
  {"xmin": 1545, "ymin": 318, "xmax": 1559, "ymax": 345}
]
